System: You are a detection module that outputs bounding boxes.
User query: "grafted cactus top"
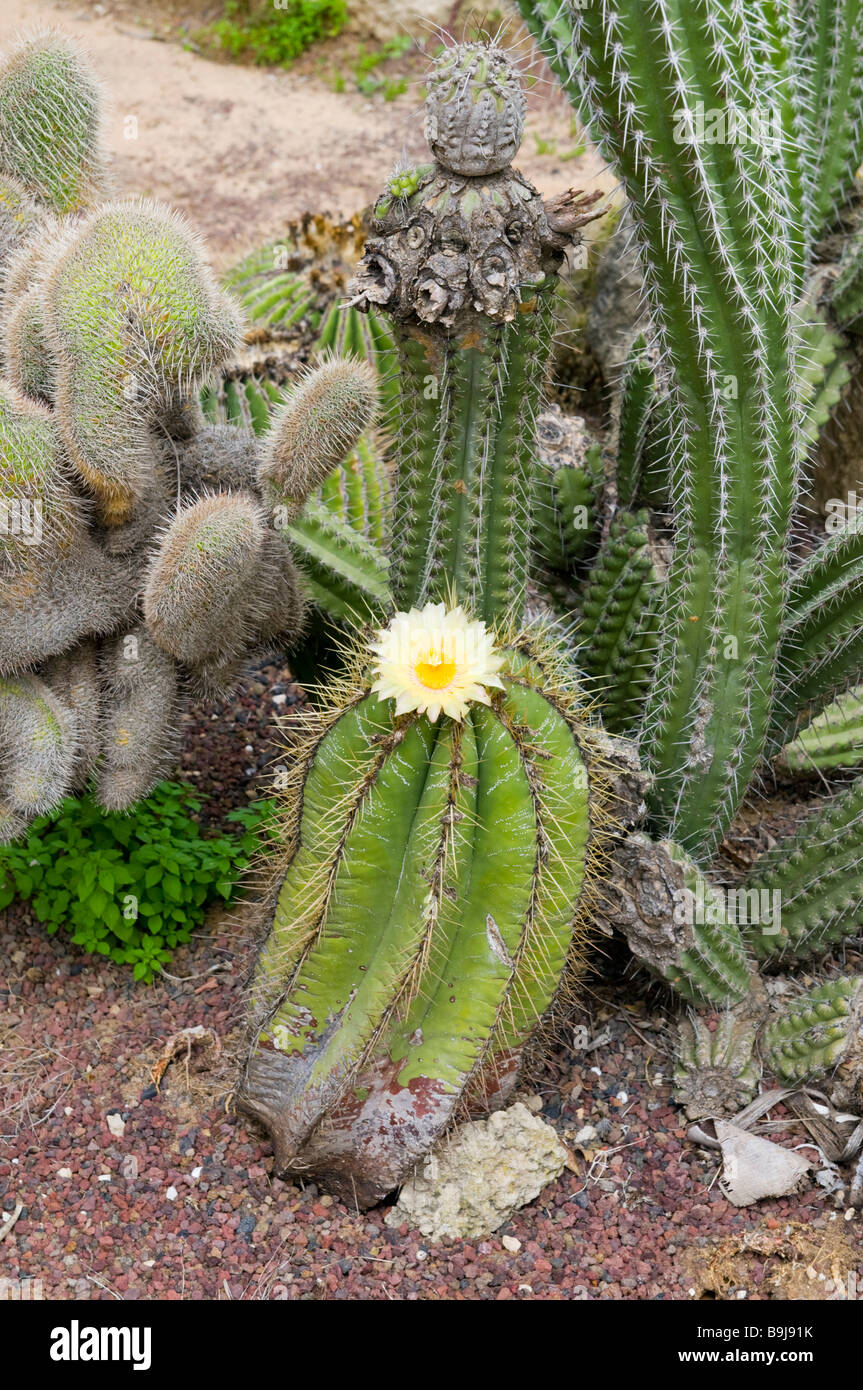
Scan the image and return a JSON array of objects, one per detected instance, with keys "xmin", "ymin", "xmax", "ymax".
[
  {"xmin": 348, "ymin": 40, "xmax": 597, "ymax": 337},
  {"xmin": 424, "ymin": 41, "xmax": 526, "ymax": 176}
]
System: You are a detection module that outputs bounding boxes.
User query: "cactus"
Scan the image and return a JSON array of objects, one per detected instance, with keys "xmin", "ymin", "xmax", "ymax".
[
  {"xmin": 0, "ymin": 33, "xmax": 378, "ymax": 840},
  {"xmin": 741, "ymin": 777, "xmax": 863, "ymax": 963},
  {"xmin": 258, "ymin": 355, "xmax": 378, "ymax": 520},
  {"xmin": 774, "ymin": 515, "xmax": 863, "ymax": 744},
  {"xmin": 674, "ymin": 1002, "xmax": 764, "ymax": 1120},
  {"xmin": 241, "ymin": 39, "xmax": 605, "ymax": 1201},
  {"xmin": 598, "ymin": 833, "xmax": 753, "ymax": 1008},
  {"xmin": 240, "ymin": 635, "xmax": 596, "ymax": 1205},
  {"xmin": 577, "ymin": 509, "xmax": 662, "ymax": 736},
  {"xmin": 832, "ymin": 231, "xmax": 863, "ymax": 331},
  {"xmin": 522, "ymin": 0, "xmax": 804, "ymax": 856},
  {"xmin": 532, "ymin": 409, "xmax": 603, "ymax": 572},
  {"xmin": 346, "ymin": 56, "xmax": 601, "ymax": 623},
  {"xmin": 792, "ymin": 0, "xmax": 863, "ymax": 233},
  {"xmin": 613, "ymin": 336, "xmax": 656, "ymax": 510},
  {"xmin": 761, "ymin": 976, "xmax": 863, "ymax": 1108},
  {"xmin": 778, "ymin": 688, "xmax": 863, "ymax": 773},
  {"xmin": 0, "ymin": 29, "xmax": 108, "ymax": 215}
]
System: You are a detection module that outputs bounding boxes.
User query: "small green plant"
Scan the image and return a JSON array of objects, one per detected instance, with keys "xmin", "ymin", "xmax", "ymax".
[
  {"xmin": 205, "ymin": 0, "xmax": 347, "ymax": 67},
  {"xmin": 0, "ymin": 782, "xmax": 277, "ymax": 981},
  {"xmin": 332, "ymin": 35, "xmax": 413, "ymax": 100}
]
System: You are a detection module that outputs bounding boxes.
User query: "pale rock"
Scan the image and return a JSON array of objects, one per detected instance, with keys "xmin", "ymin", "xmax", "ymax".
[{"xmin": 385, "ymin": 1102, "xmax": 567, "ymax": 1241}]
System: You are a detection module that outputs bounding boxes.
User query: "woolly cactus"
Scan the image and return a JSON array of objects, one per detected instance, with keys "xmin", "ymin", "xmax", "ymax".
[
  {"xmin": 43, "ymin": 198, "xmax": 242, "ymax": 525},
  {"xmin": 0, "ymin": 28, "xmax": 108, "ymax": 216},
  {"xmin": 0, "ymin": 33, "xmax": 379, "ymax": 841},
  {"xmin": 258, "ymin": 355, "xmax": 377, "ymax": 520}
]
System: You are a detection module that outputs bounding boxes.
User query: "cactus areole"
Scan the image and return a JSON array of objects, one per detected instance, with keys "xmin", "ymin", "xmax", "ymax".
[{"xmin": 239, "ymin": 41, "xmax": 602, "ymax": 1205}]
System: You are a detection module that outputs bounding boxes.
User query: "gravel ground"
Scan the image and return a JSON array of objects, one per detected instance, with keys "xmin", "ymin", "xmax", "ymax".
[{"xmin": 2, "ymin": 659, "xmax": 863, "ymax": 1301}]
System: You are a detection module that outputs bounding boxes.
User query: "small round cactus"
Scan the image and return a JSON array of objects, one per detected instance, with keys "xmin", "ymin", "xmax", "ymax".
[{"xmin": 424, "ymin": 41, "xmax": 527, "ymax": 176}]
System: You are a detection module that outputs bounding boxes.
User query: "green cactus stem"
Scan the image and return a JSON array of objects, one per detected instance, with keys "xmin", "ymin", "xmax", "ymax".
[
  {"xmin": 832, "ymin": 231, "xmax": 863, "ymax": 331},
  {"xmin": 96, "ymin": 628, "xmax": 180, "ymax": 812},
  {"xmin": 520, "ymin": 0, "xmax": 803, "ymax": 856},
  {"xmin": 741, "ymin": 776, "xmax": 863, "ymax": 963},
  {"xmin": 792, "ymin": 0, "xmax": 863, "ymax": 233},
  {"xmin": 778, "ymin": 688, "xmax": 863, "ymax": 773},
  {"xmin": 614, "ymin": 336, "xmax": 656, "ymax": 510},
  {"xmin": 577, "ymin": 509, "xmax": 663, "ymax": 736},
  {"xmin": 761, "ymin": 976, "xmax": 863, "ymax": 1109},
  {"xmin": 240, "ymin": 642, "xmax": 594, "ymax": 1206},
  {"xmin": 281, "ymin": 501, "xmax": 391, "ymax": 624},
  {"xmin": 532, "ymin": 409, "xmax": 603, "ymax": 573},
  {"xmin": 774, "ymin": 515, "xmax": 863, "ymax": 744}
]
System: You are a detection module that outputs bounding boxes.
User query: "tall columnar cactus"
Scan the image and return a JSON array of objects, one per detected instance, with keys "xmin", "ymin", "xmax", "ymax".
[
  {"xmin": 518, "ymin": 1, "xmax": 863, "ymax": 1120},
  {"xmin": 240, "ymin": 40, "xmax": 606, "ymax": 1204},
  {"xmin": 0, "ymin": 32, "xmax": 380, "ymax": 841},
  {"xmin": 521, "ymin": 0, "xmax": 803, "ymax": 856}
]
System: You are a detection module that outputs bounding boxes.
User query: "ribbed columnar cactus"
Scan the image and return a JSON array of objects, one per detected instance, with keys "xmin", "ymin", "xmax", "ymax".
[
  {"xmin": 521, "ymin": 0, "xmax": 804, "ymax": 855},
  {"xmin": 240, "ymin": 40, "xmax": 606, "ymax": 1204},
  {"xmin": 520, "ymin": 1, "xmax": 863, "ymax": 1119},
  {"xmin": 0, "ymin": 31, "xmax": 379, "ymax": 840},
  {"xmin": 761, "ymin": 976, "xmax": 863, "ymax": 1108}
]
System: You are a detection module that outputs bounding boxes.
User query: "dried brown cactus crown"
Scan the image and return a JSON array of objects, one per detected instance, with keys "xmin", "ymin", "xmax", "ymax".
[{"xmin": 348, "ymin": 40, "xmax": 602, "ymax": 338}]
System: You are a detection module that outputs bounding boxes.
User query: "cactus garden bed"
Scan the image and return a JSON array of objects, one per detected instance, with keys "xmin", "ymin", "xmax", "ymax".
[{"xmin": 4, "ymin": 0, "xmax": 863, "ymax": 1310}]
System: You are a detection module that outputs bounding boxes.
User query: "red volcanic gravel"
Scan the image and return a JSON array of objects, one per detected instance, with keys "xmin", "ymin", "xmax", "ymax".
[{"xmin": 2, "ymin": 661, "xmax": 862, "ymax": 1301}]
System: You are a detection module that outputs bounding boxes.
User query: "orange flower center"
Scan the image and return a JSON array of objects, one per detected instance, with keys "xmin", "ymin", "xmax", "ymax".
[{"xmin": 414, "ymin": 649, "xmax": 457, "ymax": 690}]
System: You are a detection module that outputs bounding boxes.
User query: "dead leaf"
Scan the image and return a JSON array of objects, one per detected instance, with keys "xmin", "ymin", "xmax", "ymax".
[{"xmin": 716, "ymin": 1120, "xmax": 812, "ymax": 1207}]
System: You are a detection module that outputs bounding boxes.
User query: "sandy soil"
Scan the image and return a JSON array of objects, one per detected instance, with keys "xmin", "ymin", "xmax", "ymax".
[{"xmin": 0, "ymin": 0, "xmax": 612, "ymax": 270}]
